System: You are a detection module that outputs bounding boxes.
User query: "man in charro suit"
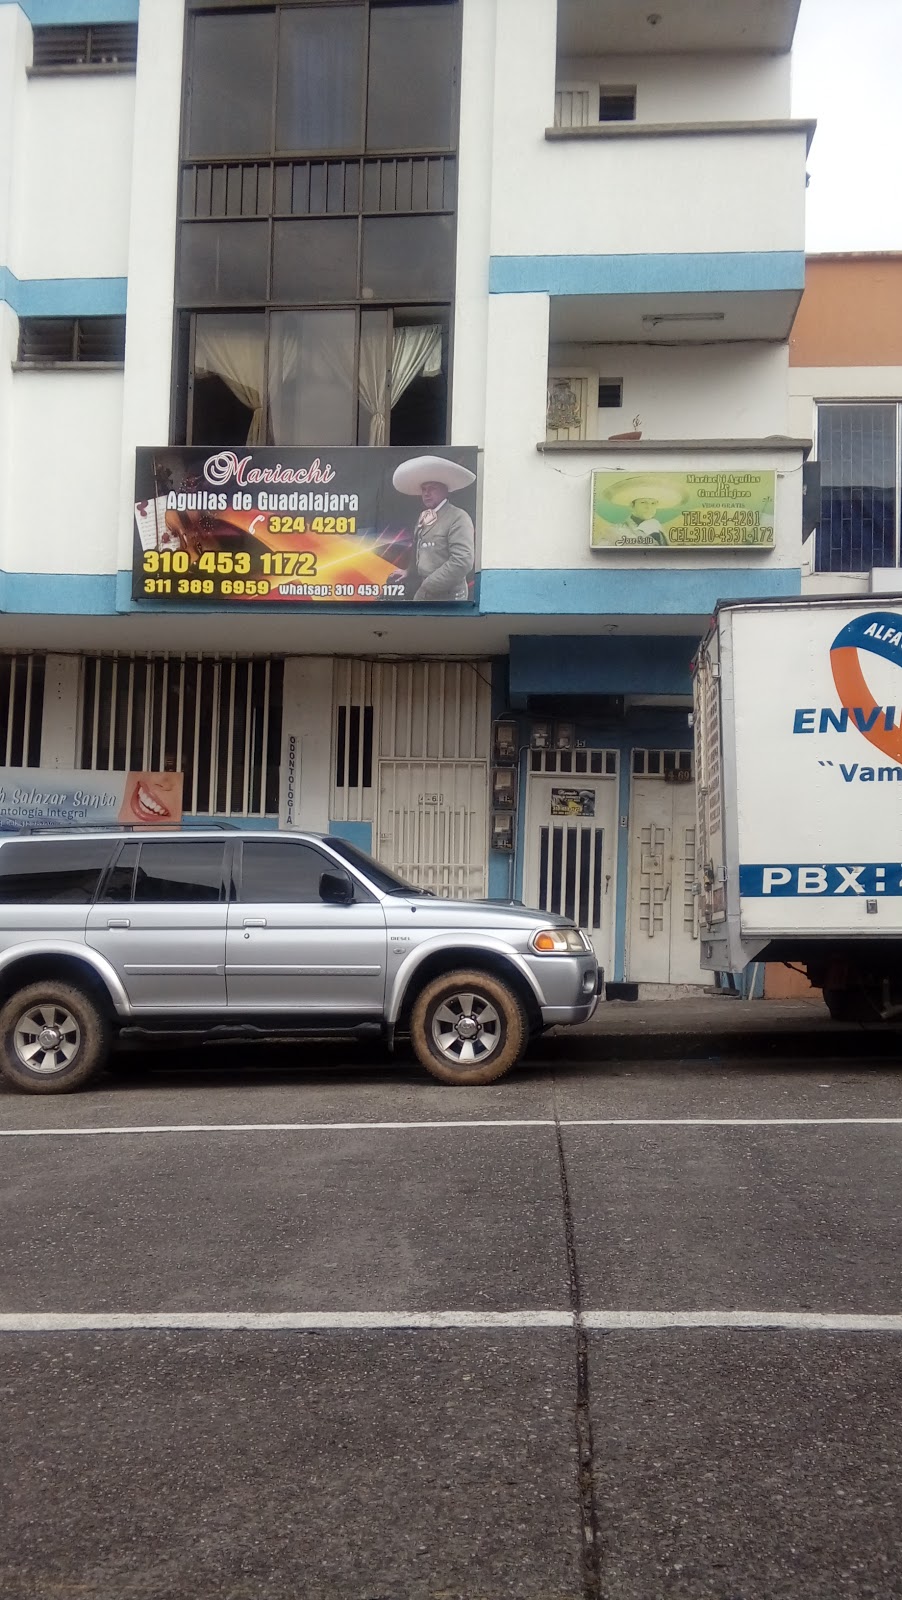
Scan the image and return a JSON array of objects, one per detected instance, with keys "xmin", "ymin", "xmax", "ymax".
[{"xmin": 391, "ymin": 454, "xmax": 476, "ymax": 601}]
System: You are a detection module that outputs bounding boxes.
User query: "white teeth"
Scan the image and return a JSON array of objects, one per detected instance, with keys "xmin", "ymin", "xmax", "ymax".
[{"xmin": 136, "ymin": 783, "xmax": 167, "ymax": 816}]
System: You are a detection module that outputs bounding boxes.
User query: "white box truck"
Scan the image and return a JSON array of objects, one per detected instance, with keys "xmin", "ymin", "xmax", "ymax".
[{"xmin": 693, "ymin": 595, "xmax": 902, "ymax": 1020}]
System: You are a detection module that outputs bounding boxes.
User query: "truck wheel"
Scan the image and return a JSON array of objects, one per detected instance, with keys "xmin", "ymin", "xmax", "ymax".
[
  {"xmin": 0, "ymin": 982, "xmax": 111, "ymax": 1094},
  {"xmin": 409, "ymin": 969, "xmax": 528, "ymax": 1085}
]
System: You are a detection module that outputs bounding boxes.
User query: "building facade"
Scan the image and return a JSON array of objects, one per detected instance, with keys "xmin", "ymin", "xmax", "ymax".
[{"xmin": 0, "ymin": 0, "xmax": 811, "ymax": 992}]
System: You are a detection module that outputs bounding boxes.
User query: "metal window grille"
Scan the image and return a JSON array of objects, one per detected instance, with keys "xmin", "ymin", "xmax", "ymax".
[
  {"xmin": 598, "ymin": 378, "xmax": 623, "ymax": 409},
  {"xmin": 815, "ymin": 403, "xmax": 901, "ymax": 573},
  {"xmin": 78, "ymin": 655, "xmax": 283, "ymax": 816},
  {"xmin": 632, "ymin": 748, "xmax": 693, "ymax": 778},
  {"xmin": 529, "ymin": 749, "xmax": 618, "ymax": 776},
  {"xmin": 17, "ymin": 317, "xmax": 126, "ymax": 366},
  {"xmin": 0, "ymin": 656, "xmax": 45, "ymax": 768},
  {"xmin": 31, "ymin": 24, "xmax": 138, "ymax": 68}
]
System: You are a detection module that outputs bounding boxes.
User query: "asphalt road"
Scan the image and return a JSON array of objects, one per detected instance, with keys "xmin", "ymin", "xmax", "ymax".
[{"xmin": 3, "ymin": 1033, "xmax": 902, "ymax": 1600}]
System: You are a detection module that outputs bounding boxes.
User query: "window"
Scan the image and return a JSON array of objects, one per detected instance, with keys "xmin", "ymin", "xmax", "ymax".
[
  {"xmin": 102, "ymin": 843, "xmax": 138, "ymax": 904},
  {"xmin": 176, "ymin": 0, "xmax": 459, "ymax": 449},
  {"xmin": 132, "ymin": 841, "xmax": 225, "ymax": 903},
  {"xmin": 30, "ymin": 24, "xmax": 138, "ymax": 71},
  {"xmin": 183, "ymin": 306, "xmax": 449, "ymax": 447},
  {"xmin": 240, "ymin": 839, "xmax": 332, "ymax": 903},
  {"xmin": 815, "ymin": 403, "xmax": 901, "ymax": 573},
  {"xmin": 0, "ymin": 841, "xmax": 114, "ymax": 904},
  {"xmin": 17, "ymin": 318, "xmax": 126, "ymax": 367},
  {"xmin": 599, "ymin": 87, "xmax": 637, "ymax": 122},
  {"xmin": 598, "ymin": 379, "xmax": 623, "ymax": 409}
]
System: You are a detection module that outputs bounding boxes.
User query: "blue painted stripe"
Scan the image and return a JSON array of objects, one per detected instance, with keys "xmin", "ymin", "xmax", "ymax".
[
  {"xmin": 4, "ymin": 566, "xmax": 801, "ymax": 618},
  {"xmin": 0, "ymin": 269, "xmax": 128, "ymax": 316},
  {"xmin": 741, "ymin": 863, "xmax": 902, "ymax": 897},
  {"xmin": 489, "ymin": 251, "xmax": 806, "ymax": 297},
  {"xmin": 479, "ymin": 566, "xmax": 802, "ymax": 615},
  {"xmin": 0, "ymin": 572, "xmax": 118, "ymax": 614},
  {"xmin": 0, "ymin": 1, "xmax": 138, "ymax": 22}
]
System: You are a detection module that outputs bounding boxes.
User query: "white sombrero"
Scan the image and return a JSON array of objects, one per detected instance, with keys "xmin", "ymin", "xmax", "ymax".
[{"xmin": 392, "ymin": 454, "xmax": 476, "ymax": 495}]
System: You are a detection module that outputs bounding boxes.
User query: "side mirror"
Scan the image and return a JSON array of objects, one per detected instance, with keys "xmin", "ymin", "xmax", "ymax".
[{"xmin": 319, "ymin": 869, "xmax": 353, "ymax": 905}]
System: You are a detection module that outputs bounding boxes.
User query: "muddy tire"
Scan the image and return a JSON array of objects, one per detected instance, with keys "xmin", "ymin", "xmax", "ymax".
[
  {"xmin": 0, "ymin": 982, "xmax": 111, "ymax": 1094},
  {"xmin": 409, "ymin": 968, "xmax": 528, "ymax": 1085}
]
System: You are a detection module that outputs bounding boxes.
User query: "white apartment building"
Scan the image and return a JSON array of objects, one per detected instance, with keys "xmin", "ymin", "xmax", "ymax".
[{"xmin": 0, "ymin": 0, "xmax": 811, "ymax": 991}]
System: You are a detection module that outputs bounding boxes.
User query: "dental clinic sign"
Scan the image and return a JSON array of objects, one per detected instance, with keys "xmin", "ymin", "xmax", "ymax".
[{"xmin": 0, "ymin": 769, "xmax": 183, "ymax": 829}]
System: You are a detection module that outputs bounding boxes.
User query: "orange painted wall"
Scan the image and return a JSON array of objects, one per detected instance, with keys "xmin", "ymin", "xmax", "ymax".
[{"xmin": 790, "ymin": 255, "xmax": 902, "ymax": 368}]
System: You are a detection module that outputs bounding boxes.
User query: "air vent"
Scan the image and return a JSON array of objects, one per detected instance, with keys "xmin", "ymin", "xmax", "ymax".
[
  {"xmin": 31, "ymin": 24, "xmax": 138, "ymax": 70},
  {"xmin": 18, "ymin": 317, "xmax": 126, "ymax": 366}
]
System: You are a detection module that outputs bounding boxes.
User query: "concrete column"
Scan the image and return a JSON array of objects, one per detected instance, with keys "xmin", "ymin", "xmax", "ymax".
[
  {"xmin": 40, "ymin": 655, "xmax": 81, "ymax": 768},
  {"xmin": 279, "ymin": 658, "xmax": 333, "ymax": 831}
]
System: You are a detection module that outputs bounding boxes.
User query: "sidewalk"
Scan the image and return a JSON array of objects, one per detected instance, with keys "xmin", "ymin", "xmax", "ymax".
[{"xmin": 539, "ymin": 994, "xmax": 902, "ymax": 1062}]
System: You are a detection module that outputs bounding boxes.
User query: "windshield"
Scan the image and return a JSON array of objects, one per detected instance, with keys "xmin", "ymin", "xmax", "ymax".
[{"xmin": 324, "ymin": 837, "xmax": 427, "ymax": 895}]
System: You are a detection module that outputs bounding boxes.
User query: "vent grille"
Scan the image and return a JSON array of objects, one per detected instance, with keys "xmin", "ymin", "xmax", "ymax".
[
  {"xmin": 31, "ymin": 24, "xmax": 138, "ymax": 69},
  {"xmin": 18, "ymin": 317, "xmax": 126, "ymax": 366}
]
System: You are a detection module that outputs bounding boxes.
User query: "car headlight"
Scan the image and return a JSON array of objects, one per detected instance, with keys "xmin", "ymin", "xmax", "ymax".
[{"xmin": 530, "ymin": 927, "xmax": 590, "ymax": 954}]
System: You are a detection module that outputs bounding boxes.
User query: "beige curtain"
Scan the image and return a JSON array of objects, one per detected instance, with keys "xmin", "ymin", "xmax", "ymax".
[
  {"xmin": 194, "ymin": 323, "xmax": 266, "ymax": 444},
  {"xmin": 359, "ymin": 322, "xmax": 443, "ymax": 445}
]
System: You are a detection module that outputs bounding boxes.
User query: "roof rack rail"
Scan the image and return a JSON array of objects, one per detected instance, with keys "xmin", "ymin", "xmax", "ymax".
[{"xmin": 0, "ymin": 821, "xmax": 241, "ymax": 835}]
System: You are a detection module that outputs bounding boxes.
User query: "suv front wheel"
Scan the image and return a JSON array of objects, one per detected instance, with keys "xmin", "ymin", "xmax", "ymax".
[
  {"xmin": 409, "ymin": 969, "xmax": 528, "ymax": 1085},
  {"xmin": 0, "ymin": 981, "xmax": 111, "ymax": 1094}
]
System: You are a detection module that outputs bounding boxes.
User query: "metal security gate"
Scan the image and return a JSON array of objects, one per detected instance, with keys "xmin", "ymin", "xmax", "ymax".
[
  {"xmin": 626, "ymin": 750, "xmax": 712, "ymax": 986},
  {"xmin": 377, "ymin": 759, "xmax": 488, "ymax": 898},
  {"xmin": 0, "ymin": 655, "xmax": 45, "ymax": 767},
  {"xmin": 523, "ymin": 753, "xmax": 618, "ymax": 973},
  {"xmin": 78, "ymin": 654, "xmax": 283, "ymax": 816}
]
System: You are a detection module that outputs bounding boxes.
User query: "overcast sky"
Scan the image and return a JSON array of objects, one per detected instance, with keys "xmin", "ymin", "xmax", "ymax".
[{"xmin": 792, "ymin": 0, "xmax": 902, "ymax": 253}]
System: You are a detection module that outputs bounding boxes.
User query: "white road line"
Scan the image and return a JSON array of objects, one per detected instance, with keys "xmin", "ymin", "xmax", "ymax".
[
  {"xmin": 583, "ymin": 1311, "xmax": 902, "ymax": 1331},
  {"xmin": 0, "ymin": 1119, "xmax": 555, "ymax": 1137},
  {"xmin": 2, "ymin": 1116, "xmax": 902, "ymax": 1138},
  {"xmin": 1, "ymin": 1310, "xmax": 902, "ymax": 1334},
  {"xmin": 0, "ymin": 1310, "xmax": 572, "ymax": 1332}
]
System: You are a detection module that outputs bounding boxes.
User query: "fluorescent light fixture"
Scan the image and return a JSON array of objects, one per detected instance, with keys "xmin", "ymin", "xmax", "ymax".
[{"xmin": 642, "ymin": 312, "xmax": 726, "ymax": 327}]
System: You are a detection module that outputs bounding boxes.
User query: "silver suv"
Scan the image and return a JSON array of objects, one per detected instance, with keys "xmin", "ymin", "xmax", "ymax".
[{"xmin": 0, "ymin": 830, "xmax": 599, "ymax": 1094}]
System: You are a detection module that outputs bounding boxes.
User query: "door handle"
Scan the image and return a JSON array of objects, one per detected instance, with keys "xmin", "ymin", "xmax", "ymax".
[
  {"xmin": 106, "ymin": 918, "xmax": 130, "ymax": 929},
  {"xmin": 242, "ymin": 917, "xmax": 267, "ymax": 928}
]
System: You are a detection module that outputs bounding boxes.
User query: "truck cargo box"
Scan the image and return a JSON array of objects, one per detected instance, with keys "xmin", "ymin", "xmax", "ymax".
[{"xmin": 694, "ymin": 595, "xmax": 902, "ymax": 983}]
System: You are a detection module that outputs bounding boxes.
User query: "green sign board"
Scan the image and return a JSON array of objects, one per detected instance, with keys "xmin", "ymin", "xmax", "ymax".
[{"xmin": 591, "ymin": 470, "xmax": 775, "ymax": 550}]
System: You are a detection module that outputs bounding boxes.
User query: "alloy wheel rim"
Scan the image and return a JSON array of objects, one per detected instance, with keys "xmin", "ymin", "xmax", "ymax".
[
  {"xmin": 14, "ymin": 1005, "xmax": 81, "ymax": 1074},
  {"xmin": 431, "ymin": 992, "xmax": 502, "ymax": 1066}
]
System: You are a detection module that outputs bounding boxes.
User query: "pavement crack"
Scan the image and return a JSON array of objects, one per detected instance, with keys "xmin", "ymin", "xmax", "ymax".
[{"xmin": 553, "ymin": 1083, "xmax": 603, "ymax": 1600}]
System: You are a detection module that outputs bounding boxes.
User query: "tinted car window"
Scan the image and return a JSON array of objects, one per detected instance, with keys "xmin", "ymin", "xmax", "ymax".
[
  {"xmin": 133, "ymin": 841, "xmax": 225, "ymax": 904},
  {"xmin": 240, "ymin": 840, "xmax": 335, "ymax": 904},
  {"xmin": 0, "ymin": 840, "xmax": 114, "ymax": 904}
]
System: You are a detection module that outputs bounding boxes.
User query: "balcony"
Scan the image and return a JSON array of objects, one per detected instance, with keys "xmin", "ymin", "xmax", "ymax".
[{"xmin": 557, "ymin": 0, "xmax": 802, "ymax": 57}]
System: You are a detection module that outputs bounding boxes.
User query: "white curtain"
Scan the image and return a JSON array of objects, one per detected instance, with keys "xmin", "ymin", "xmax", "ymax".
[
  {"xmin": 194, "ymin": 323, "xmax": 266, "ymax": 444},
  {"xmin": 359, "ymin": 322, "xmax": 443, "ymax": 445},
  {"xmin": 268, "ymin": 310, "xmax": 356, "ymax": 446}
]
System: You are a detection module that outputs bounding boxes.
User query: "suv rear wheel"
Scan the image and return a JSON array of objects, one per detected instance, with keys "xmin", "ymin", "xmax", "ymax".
[
  {"xmin": 409, "ymin": 968, "xmax": 528, "ymax": 1085},
  {"xmin": 0, "ymin": 981, "xmax": 111, "ymax": 1094}
]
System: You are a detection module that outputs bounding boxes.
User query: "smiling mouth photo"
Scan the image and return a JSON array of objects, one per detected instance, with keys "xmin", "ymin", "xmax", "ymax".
[{"xmin": 130, "ymin": 782, "xmax": 173, "ymax": 822}]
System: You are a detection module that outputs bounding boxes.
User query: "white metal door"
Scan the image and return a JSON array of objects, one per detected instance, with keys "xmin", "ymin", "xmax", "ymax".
[
  {"xmin": 523, "ymin": 765, "xmax": 617, "ymax": 973},
  {"xmin": 626, "ymin": 763, "xmax": 711, "ymax": 986},
  {"xmin": 377, "ymin": 759, "xmax": 488, "ymax": 899}
]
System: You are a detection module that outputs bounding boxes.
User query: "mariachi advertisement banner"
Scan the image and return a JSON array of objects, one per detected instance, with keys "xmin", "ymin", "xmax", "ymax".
[
  {"xmin": 591, "ymin": 469, "xmax": 775, "ymax": 551},
  {"xmin": 0, "ymin": 769, "xmax": 183, "ymax": 830},
  {"xmin": 134, "ymin": 446, "xmax": 479, "ymax": 605}
]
